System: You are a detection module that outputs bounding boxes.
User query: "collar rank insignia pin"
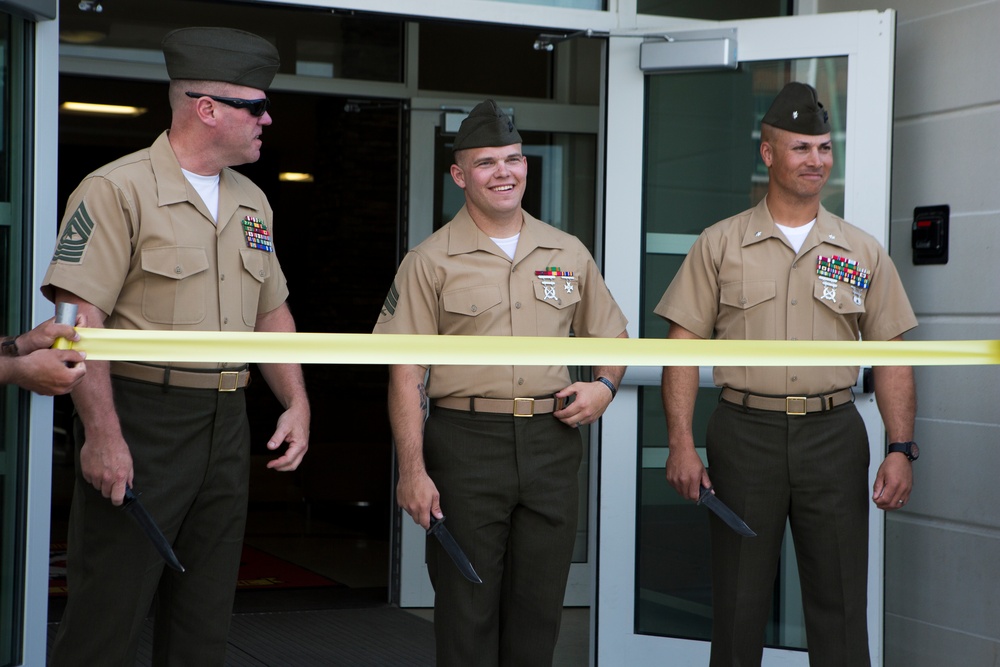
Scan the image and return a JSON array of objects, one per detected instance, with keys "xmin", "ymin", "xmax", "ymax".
[{"xmin": 242, "ymin": 216, "xmax": 274, "ymax": 252}]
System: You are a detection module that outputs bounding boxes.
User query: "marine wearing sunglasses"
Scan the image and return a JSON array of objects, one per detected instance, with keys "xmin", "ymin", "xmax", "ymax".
[{"xmin": 185, "ymin": 91, "xmax": 270, "ymax": 117}]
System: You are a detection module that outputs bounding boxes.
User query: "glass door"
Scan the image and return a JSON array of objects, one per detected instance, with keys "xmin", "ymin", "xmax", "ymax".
[{"xmin": 599, "ymin": 11, "xmax": 896, "ymax": 666}]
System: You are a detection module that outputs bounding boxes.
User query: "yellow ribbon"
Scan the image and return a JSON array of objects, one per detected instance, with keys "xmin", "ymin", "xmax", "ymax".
[{"xmin": 67, "ymin": 329, "xmax": 1000, "ymax": 366}]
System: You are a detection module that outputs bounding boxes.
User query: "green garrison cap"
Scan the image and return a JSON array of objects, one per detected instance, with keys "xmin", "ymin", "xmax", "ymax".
[
  {"xmin": 761, "ymin": 82, "xmax": 831, "ymax": 135},
  {"xmin": 162, "ymin": 27, "xmax": 279, "ymax": 91},
  {"xmin": 453, "ymin": 99, "xmax": 522, "ymax": 152}
]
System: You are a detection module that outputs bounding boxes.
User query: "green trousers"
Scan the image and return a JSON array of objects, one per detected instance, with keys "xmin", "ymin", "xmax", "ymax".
[
  {"xmin": 49, "ymin": 378, "xmax": 251, "ymax": 667},
  {"xmin": 706, "ymin": 399, "xmax": 871, "ymax": 667},
  {"xmin": 423, "ymin": 407, "xmax": 582, "ymax": 667}
]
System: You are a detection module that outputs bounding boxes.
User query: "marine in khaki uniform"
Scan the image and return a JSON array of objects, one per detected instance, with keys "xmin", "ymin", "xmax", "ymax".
[
  {"xmin": 375, "ymin": 100, "xmax": 628, "ymax": 667},
  {"xmin": 43, "ymin": 27, "xmax": 310, "ymax": 667},
  {"xmin": 655, "ymin": 82, "xmax": 919, "ymax": 667}
]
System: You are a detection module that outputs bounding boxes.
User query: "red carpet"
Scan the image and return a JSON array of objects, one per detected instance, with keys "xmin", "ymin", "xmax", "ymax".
[{"xmin": 50, "ymin": 543, "xmax": 340, "ymax": 596}]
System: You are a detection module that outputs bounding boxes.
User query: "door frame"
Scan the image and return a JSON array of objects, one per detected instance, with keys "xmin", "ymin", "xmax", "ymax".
[{"xmin": 599, "ymin": 10, "xmax": 896, "ymax": 666}]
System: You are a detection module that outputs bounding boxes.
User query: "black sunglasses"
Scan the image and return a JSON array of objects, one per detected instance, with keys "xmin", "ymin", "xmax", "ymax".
[{"xmin": 185, "ymin": 92, "xmax": 270, "ymax": 117}]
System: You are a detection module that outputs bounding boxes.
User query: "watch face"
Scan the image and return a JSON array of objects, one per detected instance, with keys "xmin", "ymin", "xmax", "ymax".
[{"xmin": 908, "ymin": 443, "xmax": 920, "ymax": 461}]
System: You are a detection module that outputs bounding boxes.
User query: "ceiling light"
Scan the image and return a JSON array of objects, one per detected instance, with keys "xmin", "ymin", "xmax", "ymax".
[
  {"xmin": 60, "ymin": 30, "xmax": 107, "ymax": 45},
  {"xmin": 60, "ymin": 102, "xmax": 147, "ymax": 117},
  {"xmin": 279, "ymin": 172, "xmax": 314, "ymax": 183}
]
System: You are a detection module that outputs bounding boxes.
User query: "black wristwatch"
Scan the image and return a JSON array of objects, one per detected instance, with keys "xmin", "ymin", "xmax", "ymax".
[{"xmin": 887, "ymin": 441, "xmax": 919, "ymax": 462}]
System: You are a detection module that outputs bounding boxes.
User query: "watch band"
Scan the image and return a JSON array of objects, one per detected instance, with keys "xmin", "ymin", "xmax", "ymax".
[
  {"xmin": 887, "ymin": 441, "xmax": 919, "ymax": 461},
  {"xmin": 596, "ymin": 376, "xmax": 617, "ymax": 399},
  {"xmin": 1, "ymin": 336, "xmax": 19, "ymax": 357}
]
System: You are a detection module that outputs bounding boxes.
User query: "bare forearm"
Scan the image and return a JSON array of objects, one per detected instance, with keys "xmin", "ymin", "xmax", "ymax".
[
  {"xmin": 257, "ymin": 362, "xmax": 309, "ymax": 410},
  {"xmin": 661, "ymin": 323, "xmax": 710, "ymax": 499},
  {"xmin": 593, "ymin": 330, "xmax": 628, "ymax": 388},
  {"xmin": 663, "ymin": 365, "xmax": 699, "ymax": 446},
  {"xmin": 52, "ymin": 290, "xmax": 122, "ymax": 436},
  {"xmin": 873, "ymin": 364, "xmax": 916, "ymax": 443},
  {"xmin": 388, "ymin": 364, "xmax": 429, "ymax": 476},
  {"xmin": 662, "ymin": 323, "xmax": 702, "ymax": 448},
  {"xmin": 255, "ymin": 302, "xmax": 309, "ymax": 411}
]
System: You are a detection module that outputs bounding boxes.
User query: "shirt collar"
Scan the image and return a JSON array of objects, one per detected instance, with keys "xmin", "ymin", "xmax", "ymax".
[
  {"xmin": 447, "ymin": 205, "xmax": 565, "ymax": 262},
  {"xmin": 743, "ymin": 197, "xmax": 853, "ymax": 253},
  {"xmin": 151, "ymin": 131, "xmax": 263, "ymax": 220}
]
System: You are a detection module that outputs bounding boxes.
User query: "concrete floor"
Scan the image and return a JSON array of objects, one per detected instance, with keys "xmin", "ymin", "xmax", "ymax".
[{"xmin": 405, "ymin": 607, "xmax": 591, "ymax": 666}]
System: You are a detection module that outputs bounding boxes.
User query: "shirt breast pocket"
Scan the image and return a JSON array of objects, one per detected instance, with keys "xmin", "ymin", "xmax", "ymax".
[
  {"xmin": 813, "ymin": 281, "xmax": 866, "ymax": 312},
  {"xmin": 718, "ymin": 280, "xmax": 776, "ymax": 339},
  {"xmin": 441, "ymin": 285, "xmax": 503, "ymax": 333},
  {"xmin": 531, "ymin": 279, "xmax": 582, "ymax": 310},
  {"xmin": 240, "ymin": 248, "xmax": 272, "ymax": 326},
  {"xmin": 140, "ymin": 246, "xmax": 209, "ymax": 325}
]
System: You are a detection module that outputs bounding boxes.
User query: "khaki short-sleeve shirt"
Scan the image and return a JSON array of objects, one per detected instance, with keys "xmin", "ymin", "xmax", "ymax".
[
  {"xmin": 654, "ymin": 198, "xmax": 917, "ymax": 395},
  {"xmin": 374, "ymin": 206, "xmax": 628, "ymax": 399},
  {"xmin": 42, "ymin": 131, "xmax": 289, "ymax": 369}
]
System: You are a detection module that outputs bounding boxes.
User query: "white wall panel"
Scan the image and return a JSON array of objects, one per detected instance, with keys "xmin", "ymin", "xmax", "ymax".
[
  {"xmin": 821, "ymin": 0, "xmax": 989, "ymax": 22},
  {"xmin": 890, "ymin": 214, "xmax": 1000, "ymax": 316},
  {"xmin": 891, "ymin": 109, "xmax": 1000, "ymax": 217},
  {"xmin": 885, "ymin": 606, "xmax": 1000, "ymax": 667},
  {"xmin": 895, "ymin": 417, "xmax": 1000, "ymax": 529},
  {"xmin": 885, "ymin": 519, "xmax": 1000, "ymax": 643},
  {"xmin": 912, "ymin": 362, "xmax": 1000, "ymax": 423},
  {"xmin": 893, "ymin": 2, "xmax": 1000, "ymax": 118}
]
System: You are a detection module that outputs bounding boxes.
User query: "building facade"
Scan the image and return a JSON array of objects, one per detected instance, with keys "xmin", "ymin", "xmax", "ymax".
[{"xmin": 1, "ymin": 1, "xmax": 997, "ymax": 665}]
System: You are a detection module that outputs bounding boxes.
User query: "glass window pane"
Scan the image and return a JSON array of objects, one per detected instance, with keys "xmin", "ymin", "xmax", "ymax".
[
  {"xmin": 638, "ymin": 0, "xmax": 786, "ymax": 20},
  {"xmin": 637, "ymin": 57, "xmax": 848, "ymax": 649},
  {"xmin": 419, "ymin": 22, "xmax": 555, "ymax": 100},
  {"xmin": 0, "ymin": 20, "xmax": 7, "ymax": 203},
  {"xmin": 58, "ymin": 1, "xmax": 404, "ymax": 83},
  {"xmin": 492, "ymin": 0, "xmax": 605, "ymax": 9}
]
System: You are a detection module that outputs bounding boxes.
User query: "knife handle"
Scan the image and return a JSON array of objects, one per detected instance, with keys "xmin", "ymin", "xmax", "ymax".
[{"xmin": 427, "ymin": 514, "xmax": 446, "ymax": 535}]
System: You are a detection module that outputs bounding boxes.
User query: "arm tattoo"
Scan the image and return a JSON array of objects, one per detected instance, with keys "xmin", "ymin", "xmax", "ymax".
[{"xmin": 418, "ymin": 382, "xmax": 428, "ymax": 433}]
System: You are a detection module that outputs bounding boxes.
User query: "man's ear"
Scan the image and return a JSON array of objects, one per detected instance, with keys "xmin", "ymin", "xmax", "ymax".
[
  {"xmin": 760, "ymin": 140, "xmax": 773, "ymax": 168},
  {"xmin": 192, "ymin": 97, "xmax": 220, "ymax": 127},
  {"xmin": 450, "ymin": 163, "xmax": 467, "ymax": 190}
]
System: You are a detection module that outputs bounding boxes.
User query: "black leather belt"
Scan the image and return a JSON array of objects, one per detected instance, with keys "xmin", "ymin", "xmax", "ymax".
[{"xmin": 720, "ymin": 387, "xmax": 854, "ymax": 415}]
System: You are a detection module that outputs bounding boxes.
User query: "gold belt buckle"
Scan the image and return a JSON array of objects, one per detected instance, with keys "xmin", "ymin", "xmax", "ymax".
[
  {"xmin": 218, "ymin": 371, "xmax": 240, "ymax": 392},
  {"xmin": 785, "ymin": 396, "xmax": 807, "ymax": 415},
  {"xmin": 513, "ymin": 397, "xmax": 535, "ymax": 417}
]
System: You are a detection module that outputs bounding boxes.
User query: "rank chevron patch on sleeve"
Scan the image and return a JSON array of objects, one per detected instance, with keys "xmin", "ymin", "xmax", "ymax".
[
  {"xmin": 52, "ymin": 202, "xmax": 96, "ymax": 264},
  {"xmin": 381, "ymin": 281, "xmax": 400, "ymax": 318}
]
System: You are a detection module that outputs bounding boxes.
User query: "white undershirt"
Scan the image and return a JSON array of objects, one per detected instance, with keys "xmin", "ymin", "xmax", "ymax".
[
  {"xmin": 775, "ymin": 219, "xmax": 816, "ymax": 254},
  {"xmin": 182, "ymin": 168, "xmax": 221, "ymax": 223},
  {"xmin": 491, "ymin": 233, "xmax": 520, "ymax": 260}
]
